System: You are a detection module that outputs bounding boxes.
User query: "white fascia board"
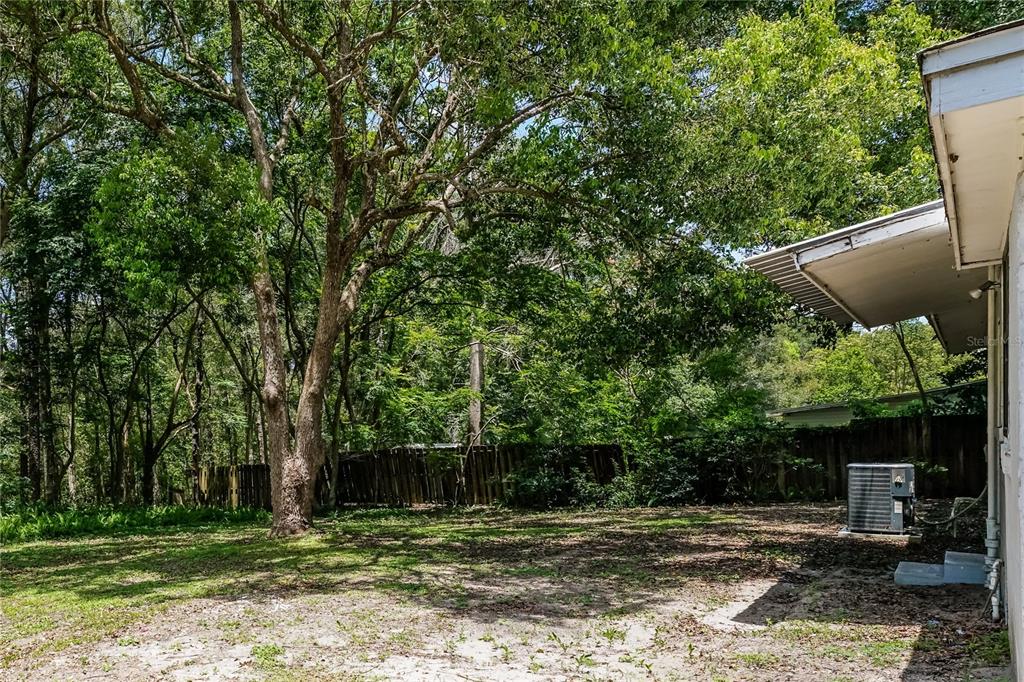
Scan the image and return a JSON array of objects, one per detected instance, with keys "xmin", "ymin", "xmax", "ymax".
[
  {"xmin": 921, "ymin": 22, "xmax": 1024, "ymax": 77},
  {"xmin": 742, "ymin": 201, "xmax": 945, "ymax": 269},
  {"xmin": 922, "ymin": 21, "xmax": 1024, "ymax": 270},
  {"xmin": 928, "ymin": 52, "xmax": 1024, "ymax": 114},
  {"xmin": 927, "ymin": 108, "xmax": 964, "ymax": 269},
  {"xmin": 794, "ymin": 208, "xmax": 947, "ymax": 268}
]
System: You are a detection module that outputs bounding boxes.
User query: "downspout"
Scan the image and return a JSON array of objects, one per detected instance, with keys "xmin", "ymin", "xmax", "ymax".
[{"xmin": 986, "ymin": 264, "xmax": 1002, "ymax": 620}]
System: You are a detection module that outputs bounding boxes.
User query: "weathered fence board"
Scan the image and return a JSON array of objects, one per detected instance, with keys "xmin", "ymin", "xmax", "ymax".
[
  {"xmin": 197, "ymin": 444, "xmax": 626, "ymax": 509},
  {"xmin": 784, "ymin": 414, "xmax": 986, "ymax": 499},
  {"xmin": 195, "ymin": 415, "xmax": 986, "ymax": 509},
  {"xmin": 196, "ymin": 464, "xmax": 271, "ymax": 510},
  {"xmin": 328, "ymin": 443, "xmax": 626, "ymax": 507}
]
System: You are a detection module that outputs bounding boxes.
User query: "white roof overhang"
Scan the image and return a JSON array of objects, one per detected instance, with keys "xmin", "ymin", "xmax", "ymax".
[
  {"xmin": 921, "ymin": 20, "xmax": 1024, "ymax": 269},
  {"xmin": 744, "ymin": 201, "xmax": 988, "ymax": 353}
]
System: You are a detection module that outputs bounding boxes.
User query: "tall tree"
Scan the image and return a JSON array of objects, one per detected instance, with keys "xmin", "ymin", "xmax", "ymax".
[
  {"xmin": 0, "ymin": 1, "xmax": 81, "ymax": 503},
  {"xmin": 55, "ymin": 0, "xmax": 700, "ymax": 534}
]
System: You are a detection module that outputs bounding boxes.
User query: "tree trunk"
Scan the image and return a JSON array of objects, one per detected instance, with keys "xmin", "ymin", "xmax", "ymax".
[
  {"xmin": 141, "ymin": 446, "xmax": 157, "ymax": 506},
  {"xmin": 19, "ymin": 285, "xmax": 52, "ymax": 503},
  {"xmin": 271, "ymin": 261, "xmax": 373, "ymax": 536},
  {"xmin": 190, "ymin": 320, "xmax": 206, "ymax": 503},
  {"xmin": 893, "ymin": 322, "xmax": 932, "ymax": 462},
  {"xmin": 92, "ymin": 422, "xmax": 103, "ymax": 502},
  {"xmin": 468, "ymin": 339, "xmax": 484, "ymax": 446},
  {"xmin": 18, "ymin": 400, "xmax": 36, "ymax": 503},
  {"xmin": 257, "ymin": 395, "xmax": 267, "ymax": 465},
  {"xmin": 0, "ymin": 190, "xmax": 10, "ymax": 250},
  {"xmin": 121, "ymin": 420, "xmax": 135, "ymax": 504},
  {"xmin": 22, "ymin": 392, "xmax": 42, "ymax": 502},
  {"xmin": 64, "ymin": 298, "xmax": 78, "ymax": 506},
  {"xmin": 67, "ymin": 459, "xmax": 77, "ymax": 505},
  {"xmin": 244, "ymin": 388, "xmax": 254, "ymax": 465},
  {"xmin": 892, "ymin": 322, "xmax": 928, "ymax": 409},
  {"xmin": 107, "ymin": 406, "xmax": 121, "ymax": 503},
  {"xmin": 40, "ymin": 319, "xmax": 60, "ymax": 505},
  {"xmin": 255, "ymin": 264, "xmax": 300, "ymax": 535}
]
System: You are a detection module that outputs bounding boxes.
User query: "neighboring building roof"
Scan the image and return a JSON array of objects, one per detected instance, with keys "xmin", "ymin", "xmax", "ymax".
[
  {"xmin": 744, "ymin": 202, "xmax": 988, "ymax": 353},
  {"xmin": 920, "ymin": 19, "xmax": 1024, "ymax": 269},
  {"xmin": 767, "ymin": 380, "xmax": 985, "ymax": 428}
]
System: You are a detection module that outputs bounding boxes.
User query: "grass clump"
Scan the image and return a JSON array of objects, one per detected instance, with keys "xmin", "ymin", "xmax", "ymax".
[
  {"xmin": 967, "ymin": 630, "xmax": 1010, "ymax": 666},
  {"xmin": 859, "ymin": 640, "xmax": 912, "ymax": 667},
  {"xmin": 251, "ymin": 643, "xmax": 285, "ymax": 670},
  {"xmin": 735, "ymin": 652, "xmax": 779, "ymax": 668},
  {"xmin": 0, "ymin": 505, "xmax": 270, "ymax": 543}
]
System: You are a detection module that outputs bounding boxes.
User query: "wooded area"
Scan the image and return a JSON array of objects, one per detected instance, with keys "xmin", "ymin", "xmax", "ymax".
[{"xmin": 0, "ymin": 0, "xmax": 1016, "ymax": 533}]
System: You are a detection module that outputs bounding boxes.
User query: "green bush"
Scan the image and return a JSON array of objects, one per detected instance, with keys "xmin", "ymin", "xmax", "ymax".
[
  {"xmin": 500, "ymin": 445, "xmax": 627, "ymax": 509},
  {"xmin": 498, "ymin": 427, "xmax": 801, "ymax": 509},
  {"xmin": 0, "ymin": 505, "xmax": 270, "ymax": 544},
  {"xmin": 629, "ymin": 424, "xmax": 798, "ymax": 506}
]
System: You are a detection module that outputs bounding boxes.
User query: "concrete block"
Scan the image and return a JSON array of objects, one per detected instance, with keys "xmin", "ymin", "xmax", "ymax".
[
  {"xmin": 943, "ymin": 551, "xmax": 987, "ymax": 585},
  {"xmin": 895, "ymin": 561, "xmax": 945, "ymax": 586}
]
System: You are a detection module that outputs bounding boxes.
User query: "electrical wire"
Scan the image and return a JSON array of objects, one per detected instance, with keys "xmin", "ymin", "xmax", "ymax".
[{"xmin": 914, "ymin": 486, "xmax": 987, "ymax": 527}]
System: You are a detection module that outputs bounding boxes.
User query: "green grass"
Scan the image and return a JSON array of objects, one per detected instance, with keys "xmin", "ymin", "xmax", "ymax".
[
  {"xmin": 0, "ymin": 505, "xmax": 270, "ymax": 543},
  {"xmin": 3, "ymin": 506, "xmax": 736, "ymax": 667},
  {"xmin": 734, "ymin": 652, "xmax": 779, "ymax": 668},
  {"xmin": 968, "ymin": 630, "xmax": 1010, "ymax": 666},
  {"xmin": 0, "ymin": 503, "xmax": 999, "ymax": 680},
  {"xmin": 252, "ymin": 643, "xmax": 285, "ymax": 670},
  {"xmin": 859, "ymin": 640, "xmax": 913, "ymax": 667}
]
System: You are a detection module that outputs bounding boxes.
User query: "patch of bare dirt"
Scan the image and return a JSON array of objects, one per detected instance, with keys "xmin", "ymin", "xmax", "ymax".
[{"xmin": 2, "ymin": 503, "xmax": 1009, "ymax": 681}]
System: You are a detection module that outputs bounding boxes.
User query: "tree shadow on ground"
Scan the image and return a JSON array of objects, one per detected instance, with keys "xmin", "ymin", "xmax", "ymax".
[
  {"xmin": 3, "ymin": 507, "xmax": 756, "ymax": 622},
  {"xmin": 1, "ymin": 501, "xmax": 1009, "ymax": 679},
  {"xmin": 729, "ymin": 500, "xmax": 1007, "ymax": 681}
]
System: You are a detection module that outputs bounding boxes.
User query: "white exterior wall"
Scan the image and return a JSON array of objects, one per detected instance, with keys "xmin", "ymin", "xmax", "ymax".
[{"xmin": 1006, "ymin": 172, "xmax": 1024, "ymax": 673}]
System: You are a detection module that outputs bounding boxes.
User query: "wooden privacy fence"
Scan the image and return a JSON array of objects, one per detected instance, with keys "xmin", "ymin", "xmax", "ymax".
[
  {"xmin": 196, "ymin": 443, "xmax": 626, "ymax": 509},
  {"xmin": 195, "ymin": 416, "xmax": 987, "ymax": 509},
  {"xmin": 783, "ymin": 414, "xmax": 986, "ymax": 499},
  {"xmin": 196, "ymin": 464, "xmax": 272, "ymax": 509},
  {"xmin": 332, "ymin": 443, "xmax": 626, "ymax": 506}
]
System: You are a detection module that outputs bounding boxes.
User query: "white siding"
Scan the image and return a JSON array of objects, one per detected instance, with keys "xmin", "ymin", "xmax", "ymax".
[{"xmin": 1005, "ymin": 172, "xmax": 1024, "ymax": 673}]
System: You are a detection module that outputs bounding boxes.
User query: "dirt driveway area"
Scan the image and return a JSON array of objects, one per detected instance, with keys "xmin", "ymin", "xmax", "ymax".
[{"xmin": 0, "ymin": 503, "xmax": 1010, "ymax": 681}]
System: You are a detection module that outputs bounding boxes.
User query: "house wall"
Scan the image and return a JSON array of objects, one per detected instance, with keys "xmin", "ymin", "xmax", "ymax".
[{"xmin": 1004, "ymin": 171, "xmax": 1024, "ymax": 672}]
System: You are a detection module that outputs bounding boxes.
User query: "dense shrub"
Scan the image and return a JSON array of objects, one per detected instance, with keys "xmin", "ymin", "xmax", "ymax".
[
  {"xmin": 498, "ymin": 426, "xmax": 799, "ymax": 509},
  {"xmin": 0, "ymin": 505, "xmax": 270, "ymax": 544},
  {"xmin": 500, "ymin": 445, "xmax": 628, "ymax": 509},
  {"xmin": 631, "ymin": 425, "xmax": 796, "ymax": 506}
]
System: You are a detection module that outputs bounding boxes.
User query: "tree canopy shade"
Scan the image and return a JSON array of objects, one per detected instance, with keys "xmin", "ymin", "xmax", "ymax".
[{"xmin": 0, "ymin": 0, "xmax": 1015, "ymax": 528}]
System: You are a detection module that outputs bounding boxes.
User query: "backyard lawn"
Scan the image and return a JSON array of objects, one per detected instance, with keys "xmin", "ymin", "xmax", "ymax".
[{"xmin": 0, "ymin": 503, "xmax": 1009, "ymax": 681}]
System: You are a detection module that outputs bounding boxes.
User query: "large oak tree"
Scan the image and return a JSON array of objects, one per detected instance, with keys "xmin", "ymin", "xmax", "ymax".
[{"xmin": 38, "ymin": 0, "xmax": 691, "ymax": 534}]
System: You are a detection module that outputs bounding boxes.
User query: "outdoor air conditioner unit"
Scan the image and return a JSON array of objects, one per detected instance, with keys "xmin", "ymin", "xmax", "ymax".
[{"xmin": 846, "ymin": 463, "xmax": 915, "ymax": 535}]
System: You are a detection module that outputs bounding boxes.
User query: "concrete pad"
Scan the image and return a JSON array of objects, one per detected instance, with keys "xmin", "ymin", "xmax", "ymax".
[
  {"xmin": 838, "ymin": 528, "xmax": 921, "ymax": 543},
  {"xmin": 943, "ymin": 551, "xmax": 987, "ymax": 585},
  {"xmin": 895, "ymin": 561, "xmax": 945, "ymax": 586}
]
